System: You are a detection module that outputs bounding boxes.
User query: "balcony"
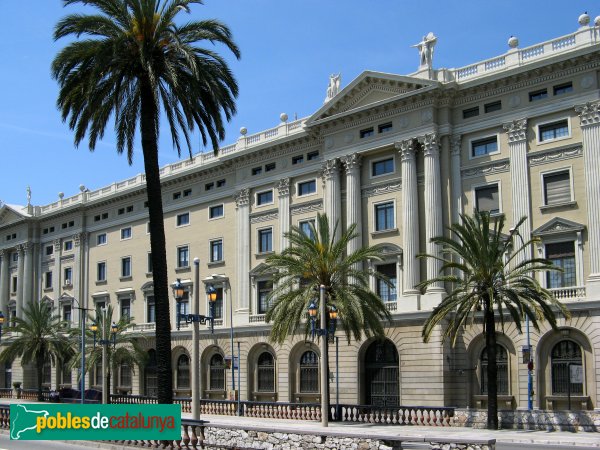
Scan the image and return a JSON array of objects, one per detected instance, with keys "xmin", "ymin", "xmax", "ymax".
[{"xmin": 550, "ymin": 286, "xmax": 586, "ymax": 302}]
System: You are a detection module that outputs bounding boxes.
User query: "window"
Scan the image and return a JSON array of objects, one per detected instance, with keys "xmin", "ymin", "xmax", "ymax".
[
  {"xmin": 97, "ymin": 233, "xmax": 107, "ymax": 245},
  {"xmin": 484, "ymin": 101, "xmax": 501, "ymax": 113},
  {"xmin": 292, "ymin": 155, "xmax": 304, "ymax": 165},
  {"xmin": 553, "ymin": 82, "xmax": 573, "ymax": 96},
  {"xmin": 177, "ymin": 246, "xmax": 189, "ymax": 268},
  {"xmin": 45, "ymin": 245, "xmax": 53, "ymax": 256},
  {"xmin": 147, "ymin": 296, "xmax": 156, "ymax": 323},
  {"xmin": 94, "ymin": 300, "xmax": 106, "ymax": 315},
  {"xmin": 209, "ymin": 354, "xmax": 225, "ymax": 391},
  {"xmin": 173, "ymin": 191, "xmax": 182, "ymax": 200},
  {"xmin": 210, "ymin": 240, "xmax": 223, "ymax": 263},
  {"xmin": 216, "ymin": 179, "xmax": 226, "ymax": 188},
  {"xmin": 372, "ymin": 158, "xmax": 394, "ymax": 177},
  {"xmin": 376, "ymin": 263, "xmax": 397, "ymax": 302},
  {"xmin": 212, "ymin": 287, "xmax": 224, "ymax": 319},
  {"xmin": 63, "ymin": 304, "xmax": 72, "ymax": 323},
  {"xmin": 257, "ymin": 280, "xmax": 273, "ymax": 314},
  {"xmin": 307, "ymin": 151, "xmax": 319, "ymax": 161},
  {"xmin": 120, "ymin": 362, "xmax": 132, "ymax": 389},
  {"xmin": 258, "ymin": 228, "xmax": 273, "ymax": 254},
  {"xmin": 144, "ymin": 201, "xmax": 149, "ymax": 208},
  {"xmin": 257, "ymin": 190, "xmax": 273, "ymax": 206},
  {"xmin": 299, "ymin": 220, "xmax": 315, "ymax": 240},
  {"xmin": 11, "ymin": 252, "xmax": 18, "ymax": 262},
  {"xmin": 360, "ymin": 127, "xmax": 374, "ymax": 138},
  {"xmin": 471, "ymin": 136, "xmax": 498, "ymax": 157},
  {"xmin": 299, "ymin": 351, "xmax": 319, "ymax": 393},
  {"xmin": 178, "ymin": 291, "xmax": 189, "ymax": 317},
  {"xmin": 378, "ymin": 123, "xmax": 393, "ymax": 133},
  {"xmin": 265, "ymin": 163, "xmax": 276, "ymax": 172},
  {"xmin": 177, "ymin": 355, "xmax": 190, "ymax": 389},
  {"xmin": 529, "ymin": 89, "xmax": 548, "ymax": 102},
  {"xmin": 121, "ymin": 227, "xmax": 132, "ymax": 240},
  {"xmin": 120, "ymin": 298, "xmax": 130, "ymax": 322},
  {"xmin": 481, "ymin": 345, "xmax": 508, "ymax": 395},
  {"xmin": 209, "ymin": 204, "xmax": 224, "ymax": 219},
  {"xmin": 257, "ymin": 352, "xmax": 275, "ymax": 392},
  {"xmin": 475, "ymin": 184, "xmax": 500, "ymax": 214},
  {"xmin": 539, "ymin": 119, "xmax": 569, "ymax": 142},
  {"xmin": 45, "ymin": 272, "xmax": 53, "ymax": 289},
  {"xmin": 546, "ymin": 242, "xmax": 576, "ymax": 288},
  {"xmin": 64, "ymin": 267, "xmax": 72, "ymax": 285},
  {"xmin": 252, "ymin": 166, "xmax": 262, "ymax": 176},
  {"xmin": 205, "ymin": 182, "xmax": 214, "ymax": 191},
  {"xmin": 144, "ymin": 350, "xmax": 157, "ymax": 397},
  {"xmin": 121, "ymin": 257, "xmax": 131, "ymax": 278},
  {"xmin": 463, "ymin": 106, "xmax": 479, "ymax": 119},
  {"xmin": 551, "ymin": 340, "xmax": 583, "ymax": 395},
  {"xmin": 147, "ymin": 253, "xmax": 153, "ymax": 273},
  {"xmin": 297, "ymin": 180, "xmax": 316, "ymax": 196},
  {"xmin": 11, "ymin": 277, "xmax": 17, "ymax": 293},
  {"xmin": 97, "ymin": 262, "xmax": 106, "ymax": 282},
  {"xmin": 43, "ymin": 228, "xmax": 49, "ymax": 234},
  {"xmin": 183, "ymin": 188, "xmax": 192, "ymax": 197},
  {"xmin": 64, "ymin": 240, "xmax": 73, "ymax": 251},
  {"xmin": 543, "ymin": 171, "xmax": 571, "ymax": 205},
  {"xmin": 375, "ymin": 202, "xmax": 395, "ymax": 231},
  {"xmin": 176, "ymin": 212, "xmax": 190, "ymax": 226},
  {"xmin": 126, "ymin": 205, "xmax": 133, "ymax": 213},
  {"xmin": 6, "ymin": 233, "xmax": 16, "ymax": 241},
  {"xmin": 118, "ymin": 208, "xmax": 125, "ymax": 215}
]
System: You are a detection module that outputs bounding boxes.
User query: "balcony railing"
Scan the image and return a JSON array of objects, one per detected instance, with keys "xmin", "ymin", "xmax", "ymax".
[{"xmin": 550, "ymin": 286, "xmax": 586, "ymax": 302}]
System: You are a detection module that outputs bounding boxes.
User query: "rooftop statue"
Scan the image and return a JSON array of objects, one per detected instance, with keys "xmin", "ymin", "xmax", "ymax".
[
  {"xmin": 324, "ymin": 73, "xmax": 341, "ymax": 103},
  {"xmin": 413, "ymin": 32, "xmax": 437, "ymax": 69}
]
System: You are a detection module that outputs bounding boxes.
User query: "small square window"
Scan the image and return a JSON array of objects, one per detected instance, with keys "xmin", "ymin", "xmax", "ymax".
[
  {"xmin": 97, "ymin": 233, "xmax": 107, "ymax": 246},
  {"xmin": 463, "ymin": 107, "xmax": 479, "ymax": 119},
  {"xmin": 64, "ymin": 241, "xmax": 73, "ymax": 251},
  {"xmin": 69, "ymin": 221, "xmax": 74, "ymax": 227},
  {"xmin": 176, "ymin": 212, "xmax": 190, "ymax": 227},
  {"xmin": 183, "ymin": 188, "xmax": 192, "ymax": 197},
  {"xmin": 484, "ymin": 101, "xmax": 501, "ymax": 113},
  {"xmin": 258, "ymin": 228, "xmax": 273, "ymax": 253},
  {"xmin": 475, "ymin": 184, "xmax": 500, "ymax": 214},
  {"xmin": 298, "ymin": 180, "xmax": 316, "ymax": 196},
  {"xmin": 177, "ymin": 246, "xmax": 189, "ymax": 268},
  {"xmin": 94, "ymin": 215, "xmax": 101, "ymax": 222},
  {"xmin": 374, "ymin": 202, "xmax": 395, "ymax": 231},
  {"xmin": 101, "ymin": 213, "xmax": 108, "ymax": 220},
  {"xmin": 209, "ymin": 204, "xmax": 224, "ymax": 219},
  {"xmin": 121, "ymin": 227, "xmax": 132, "ymax": 240},
  {"xmin": 265, "ymin": 163, "xmax": 276, "ymax": 172},
  {"xmin": 543, "ymin": 171, "xmax": 571, "ymax": 205},
  {"xmin": 252, "ymin": 167, "xmax": 263, "ymax": 176},
  {"xmin": 292, "ymin": 155, "xmax": 304, "ymax": 165},
  {"xmin": 121, "ymin": 257, "xmax": 131, "ymax": 278},
  {"xmin": 471, "ymin": 136, "xmax": 498, "ymax": 157},
  {"xmin": 307, "ymin": 151, "xmax": 319, "ymax": 161},
  {"xmin": 173, "ymin": 192, "xmax": 182, "ymax": 200},
  {"xmin": 257, "ymin": 190, "xmax": 273, "ymax": 206},
  {"xmin": 118, "ymin": 208, "xmax": 125, "ymax": 215},
  {"xmin": 205, "ymin": 182, "xmax": 214, "ymax": 191},
  {"xmin": 216, "ymin": 179, "xmax": 226, "ymax": 188},
  {"xmin": 360, "ymin": 128, "xmax": 374, "ymax": 138},
  {"xmin": 553, "ymin": 82, "xmax": 573, "ymax": 96},
  {"xmin": 43, "ymin": 228, "xmax": 48, "ymax": 235},
  {"xmin": 210, "ymin": 240, "xmax": 223, "ymax": 263},
  {"xmin": 372, "ymin": 158, "xmax": 394, "ymax": 177},
  {"xmin": 97, "ymin": 262, "xmax": 106, "ymax": 282},
  {"xmin": 539, "ymin": 120, "xmax": 569, "ymax": 142},
  {"xmin": 45, "ymin": 245, "xmax": 54, "ymax": 256},
  {"xmin": 126, "ymin": 205, "xmax": 133, "ymax": 213},
  {"xmin": 529, "ymin": 89, "xmax": 548, "ymax": 102},
  {"xmin": 378, "ymin": 123, "xmax": 393, "ymax": 133},
  {"xmin": 62, "ymin": 223, "xmax": 68, "ymax": 229}
]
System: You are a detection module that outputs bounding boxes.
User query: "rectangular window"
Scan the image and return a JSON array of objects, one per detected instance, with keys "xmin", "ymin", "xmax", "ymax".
[
  {"xmin": 43, "ymin": 228, "xmax": 49, "ymax": 234},
  {"xmin": 177, "ymin": 246, "xmax": 189, "ymax": 268},
  {"xmin": 120, "ymin": 298, "xmax": 131, "ymax": 322},
  {"xmin": 118, "ymin": 208, "xmax": 125, "ymax": 215},
  {"xmin": 97, "ymin": 233, "xmax": 107, "ymax": 246},
  {"xmin": 360, "ymin": 127, "xmax": 374, "ymax": 138},
  {"xmin": 94, "ymin": 215, "xmax": 101, "ymax": 222},
  {"xmin": 143, "ymin": 201, "xmax": 148, "ymax": 208},
  {"xmin": 546, "ymin": 242, "xmax": 576, "ymax": 288},
  {"xmin": 375, "ymin": 202, "xmax": 395, "ymax": 231},
  {"xmin": 376, "ymin": 263, "xmax": 397, "ymax": 302},
  {"xmin": 258, "ymin": 228, "xmax": 273, "ymax": 253},
  {"xmin": 101, "ymin": 213, "xmax": 108, "ymax": 220},
  {"xmin": 213, "ymin": 287, "xmax": 224, "ymax": 319},
  {"xmin": 298, "ymin": 180, "xmax": 316, "ymax": 196},
  {"xmin": 173, "ymin": 192, "xmax": 182, "ymax": 200},
  {"xmin": 475, "ymin": 184, "xmax": 500, "ymax": 214},
  {"xmin": 471, "ymin": 136, "xmax": 498, "ymax": 157},
  {"xmin": 121, "ymin": 227, "xmax": 132, "ymax": 240},
  {"xmin": 307, "ymin": 151, "xmax": 319, "ymax": 161},
  {"xmin": 210, "ymin": 240, "xmax": 223, "ymax": 263},
  {"xmin": 97, "ymin": 262, "xmax": 106, "ymax": 282},
  {"xmin": 45, "ymin": 245, "xmax": 54, "ymax": 256},
  {"xmin": 64, "ymin": 267, "xmax": 72, "ymax": 284},
  {"xmin": 462, "ymin": 106, "xmax": 479, "ymax": 119},
  {"xmin": 378, "ymin": 122, "xmax": 393, "ymax": 133},
  {"xmin": 11, "ymin": 277, "xmax": 17, "ymax": 293},
  {"xmin": 539, "ymin": 119, "xmax": 569, "ymax": 142},
  {"xmin": 544, "ymin": 171, "xmax": 571, "ymax": 205},
  {"xmin": 179, "ymin": 292, "xmax": 189, "ymax": 317},
  {"xmin": 121, "ymin": 257, "xmax": 131, "ymax": 278},
  {"xmin": 252, "ymin": 166, "xmax": 263, "ymax": 176},
  {"xmin": 126, "ymin": 205, "xmax": 133, "ymax": 213},
  {"xmin": 183, "ymin": 188, "xmax": 192, "ymax": 197},
  {"xmin": 209, "ymin": 204, "xmax": 224, "ymax": 219},
  {"xmin": 147, "ymin": 253, "xmax": 153, "ymax": 273},
  {"xmin": 64, "ymin": 241, "xmax": 73, "ymax": 251},
  {"xmin": 205, "ymin": 182, "xmax": 214, "ymax": 191},
  {"xmin": 372, "ymin": 158, "xmax": 394, "ymax": 177},
  {"xmin": 529, "ymin": 89, "xmax": 548, "ymax": 102},
  {"xmin": 484, "ymin": 101, "xmax": 502, "ymax": 113},
  {"xmin": 553, "ymin": 82, "xmax": 573, "ymax": 96},
  {"xmin": 257, "ymin": 190, "xmax": 273, "ymax": 206},
  {"xmin": 147, "ymin": 296, "xmax": 156, "ymax": 323},
  {"xmin": 63, "ymin": 305, "xmax": 72, "ymax": 323},
  {"xmin": 299, "ymin": 220, "xmax": 315, "ymax": 240},
  {"xmin": 265, "ymin": 162, "xmax": 276, "ymax": 172},
  {"xmin": 292, "ymin": 155, "xmax": 304, "ymax": 165},
  {"xmin": 176, "ymin": 212, "xmax": 190, "ymax": 226},
  {"xmin": 216, "ymin": 179, "xmax": 226, "ymax": 188},
  {"xmin": 45, "ymin": 272, "xmax": 53, "ymax": 289},
  {"xmin": 257, "ymin": 280, "xmax": 273, "ymax": 314}
]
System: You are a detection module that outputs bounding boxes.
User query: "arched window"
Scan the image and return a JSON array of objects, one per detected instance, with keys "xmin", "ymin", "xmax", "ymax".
[
  {"xmin": 365, "ymin": 339, "xmax": 399, "ymax": 407},
  {"xmin": 144, "ymin": 350, "xmax": 158, "ymax": 396},
  {"xmin": 257, "ymin": 352, "xmax": 275, "ymax": 392},
  {"xmin": 480, "ymin": 344, "xmax": 508, "ymax": 394},
  {"xmin": 551, "ymin": 340, "xmax": 583, "ymax": 395},
  {"xmin": 209, "ymin": 354, "xmax": 225, "ymax": 391},
  {"xmin": 299, "ymin": 351, "xmax": 319, "ymax": 393},
  {"xmin": 177, "ymin": 355, "xmax": 190, "ymax": 389},
  {"xmin": 119, "ymin": 362, "xmax": 132, "ymax": 389}
]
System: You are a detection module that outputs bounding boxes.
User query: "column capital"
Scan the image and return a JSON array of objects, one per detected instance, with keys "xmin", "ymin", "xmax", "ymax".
[
  {"xmin": 234, "ymin": 188, "xmax": 250, "ymax": 208},
  {"xmin": 450, "ymin": 134, "xmax": 462, "ymax": 156},
  {"xmin": 575, "ymin": 101, "xmax": 600, "ymax": 127},
  {"xmin": 22, "ymin": 242, "xmax": 34, "ymax": 254},
  {"xmin": 395, "ymin": 139, "xmax": 416, "ymax": 162},
  {"xmin": 53, "ymin": 239, "xmax": 62, "ymax": 252},
  {"xmin": 15, "ymin": 244, "xmax": 24, "ymax": 254},
  {"xmin": 321, "ymin": 158, "xmax": 339, "ymax": 181},
  {"xmin": 74, "ymin": 232, "xmax": 88, "ymax": 247},
  {"xmin": 418, "ymin": 132, "xmax": 439, "ymax": 157},
  {"xmin": 340, "ymin": 153, "xmax": 362, "ymax": 172},
  {"xmin": 503, "ymin": 118, "xmax": 528, "ymax": 143},
  {"xmin": 276, "ymin": 178, "xmax": 290, "ymax": 197}
]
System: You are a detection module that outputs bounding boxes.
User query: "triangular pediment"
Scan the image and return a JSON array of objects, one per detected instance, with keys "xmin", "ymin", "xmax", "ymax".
[
  {"xmin": 0, "ymin": 203, "xmax": 28, "ymax": 227},
  {"xmin": 306, "ymin": 71, "xmax": 438, "ymax": 125},
  {"xmin": 532, "ymin": 217, "xmax": 585, "ymax": 236}
]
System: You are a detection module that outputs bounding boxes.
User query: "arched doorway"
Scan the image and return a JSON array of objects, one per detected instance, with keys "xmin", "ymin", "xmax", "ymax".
[{"xmin": 365, "ymin": 340, "xmax": 399, "ymax": 407}]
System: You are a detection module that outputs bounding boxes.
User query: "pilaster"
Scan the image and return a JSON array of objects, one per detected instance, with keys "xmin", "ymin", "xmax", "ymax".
[
  {"xmin": 52, "ymin": 239, "xmax": 62, "ymax": 310},
  {"xmin": 22, "ymin": 243, "xmax": 34, "ymax": 310},
  {"xmin": 0, "ymin": 250, "xmax": 9, "ymax": 315},
  {"xmin": 16, "ymin": 244, "xmax": 24, "ymax": 318},
  {"xmin": 450, "ymin": 135, "xmax": 463, "ymax": 226},
  {"xmin": 341, "ymin": 153, "xmax": 362, "ymax": 257},
  {"xmin": 321, "ymin": 158, "xmax": 341, "ymax": 239},
  {"xmin": 276, "ymin": 178, "xmax": 290, "ymax": 251},
  {"xmin": 234, "ymin": 189, "xmax": 250, "ymax": 311}
]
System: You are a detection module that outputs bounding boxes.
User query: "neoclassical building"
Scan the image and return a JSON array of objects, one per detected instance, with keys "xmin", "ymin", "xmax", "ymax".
[{"xmin": 1, "ymin": 15, "xmax": 600, "ymax": 411}]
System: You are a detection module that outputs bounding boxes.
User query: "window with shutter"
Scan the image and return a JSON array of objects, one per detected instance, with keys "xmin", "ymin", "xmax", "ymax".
[{"xmin": 544, "ymin": 171, "xmax": 571, "ymax": 205}]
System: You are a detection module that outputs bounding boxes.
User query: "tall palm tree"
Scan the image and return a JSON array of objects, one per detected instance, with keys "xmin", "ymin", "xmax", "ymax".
[
  {"xmin": 52, "ymin": 0, "xmax": 240, "ymax": 404},
  {"xmin": 419, "ymin": 212, "xmax": 570, "ymax": 429},
  {"xmin": 0, "ymin": 301, "xmax": 73, "ymax": 401}
]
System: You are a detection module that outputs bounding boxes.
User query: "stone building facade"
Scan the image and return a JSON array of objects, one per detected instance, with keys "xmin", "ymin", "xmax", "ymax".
[{"xmin": 1, "ymin": 15, "xmax": 600, "ymax": 412}]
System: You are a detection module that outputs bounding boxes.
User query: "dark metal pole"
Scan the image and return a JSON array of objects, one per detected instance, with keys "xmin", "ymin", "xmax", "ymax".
[
  {"xmin": 192, "ymin": 258, "xmax": 200, "ymax": 420},
  {"xmin": 335, "ymin": 336, "xmax": 339, "ymax": 421},
  {"xmin": 319, "ymin": 284, "xmax": 328, "ymax": 427},
  {"xmin": 80, "ymin": 306, "xmax": 85, "ymax": 404},
  {"xmin": 567, "ymin": 362, "xmax": 572, "ymax": 411},
  {"xmin": 237, "ymin": 341, "xmax": 241, "ymax": 416}
]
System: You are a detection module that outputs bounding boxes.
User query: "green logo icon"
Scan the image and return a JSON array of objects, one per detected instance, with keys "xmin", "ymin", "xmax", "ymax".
[{"xmin": 10, "ymin": 404, "xmax": 181, "ymax": 440}]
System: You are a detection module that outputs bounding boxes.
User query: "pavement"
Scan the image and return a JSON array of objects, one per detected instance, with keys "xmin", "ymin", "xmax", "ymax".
[{"xmin": 0, "ymin": 397, "xmax": 598, "ymax": 448}]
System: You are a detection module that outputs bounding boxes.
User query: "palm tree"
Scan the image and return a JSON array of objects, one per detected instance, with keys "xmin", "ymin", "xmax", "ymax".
[
  {"xmin": 0, "ymin": 301, "xmax": 73, "ymax": 401},
  {"xmin": 70, "ymin": 306, "xmax": 147, "ymax": 403},
  {"xmin": 419, "ymin": 212, "xmax": 570, "ymax": 429},
  {"xmin": 52, "ymin": 0, "xmax": 240, "ymax": 404}
]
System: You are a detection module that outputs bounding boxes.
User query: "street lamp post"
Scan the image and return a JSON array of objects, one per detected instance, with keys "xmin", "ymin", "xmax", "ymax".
[
  {"xmin": 90, "ymin": 310, "xmax": 117, "ymax": 405},
  {"xmin": 0, "ymin": 311, "xmax": 4, "ymax": 342},
  {"xmin": 71, "ymin": 298, "xmax": 92, "ymax": 405}
]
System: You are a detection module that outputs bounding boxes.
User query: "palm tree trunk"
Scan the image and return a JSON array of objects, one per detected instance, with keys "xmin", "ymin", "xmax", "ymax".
[
  {"xmin": 36, "ymin": 354, "xmax": 45, "ymax": 402},
  {"xmin": 484, "ymin": 299, "xmax": 498, "ymax": 430},
  {"xmin": 140, "ymin": 76, "xmax": 173, "ymax": 405}
]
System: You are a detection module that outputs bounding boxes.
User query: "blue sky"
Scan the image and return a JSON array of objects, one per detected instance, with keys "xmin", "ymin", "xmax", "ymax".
[{"xmin": 0, "ymin": 1, "xmax": 596, "ymax": 206}]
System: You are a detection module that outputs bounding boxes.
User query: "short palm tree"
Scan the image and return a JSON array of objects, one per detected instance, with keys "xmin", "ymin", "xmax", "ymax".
[
  {"xmin": 0, "ymin": 301, "xmax": 73, "ymax": 401},
  {"xmin": 419, "ymin": 212, "xmax": 570, "ymax": 429},
  {"xmin": 52, "ymin": 0, "xmax": 240, "ymax": 404}
]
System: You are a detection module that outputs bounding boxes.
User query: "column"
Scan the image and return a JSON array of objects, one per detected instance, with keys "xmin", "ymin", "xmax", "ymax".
[
  {"xmin": 234, "ymin": 189, "xmax": 250, "ymax": 311},
  {"xmin": 396, "ymin": 139, "xmax": 420, "ymax": 297},
  {"xmin": 575, "ymin": 101, "xmax": 600, "ymax": 295},
  {"xmin": 341, "ymin": 153, "xmax": 362, "ymax": 256},
  {"xmin": 419, "ymin": 132, "xmax": 444, "ymax": 296},
  {"xmin": 450, "ymin": 135, "xmax": 463, "ymax": 226},
  {"xmin": 321, "ymin": 158, "xmax": 341, "ymax": 239},
  {"xmin": 276, "ymin": 178, "xmax": 290, "ymax": 251},
  {"xmin": 74, "ymin": 233, "xmax": 87, "ymax": 325},
  {"xmin": 16, "ymin": 244, "xmax": 24, "ymax": 318},
  {"xmin": 22, "ymin": 243, "xmax": 34, "ymax": 308},
  {"xmin": 503, "ymin": 119, "xmax": 531, "ymax": 263},
  {"xmin": 52, "ymin": 239, "xmax": 62, "ymax": 310},
  {"xmin": 0, "ymin": 250, "xmax": 9, "ymax": 315}
]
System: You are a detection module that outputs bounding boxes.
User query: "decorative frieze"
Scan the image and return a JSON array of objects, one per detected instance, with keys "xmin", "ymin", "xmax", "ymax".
[
  {"xmin": 528, "ymin": 146, "xmax": 582, "ymax": 166},
  {"xmin": 290, "ymin": 200, "xmax": 323, "ymax": 216},
  {"xmin": 461, "ymin": 159, "xmax": 510, "ymax": 178},
  {"xmin": 503, "ymin": 118, "xmax": 528, "ymax": 143},
  {"xmin": 361, "ymin": 181, "xmax": 402, "ymax": 198},
  {"xmin": 250, "ymin": 211, "xmax": 278, "ymax": 224}
]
